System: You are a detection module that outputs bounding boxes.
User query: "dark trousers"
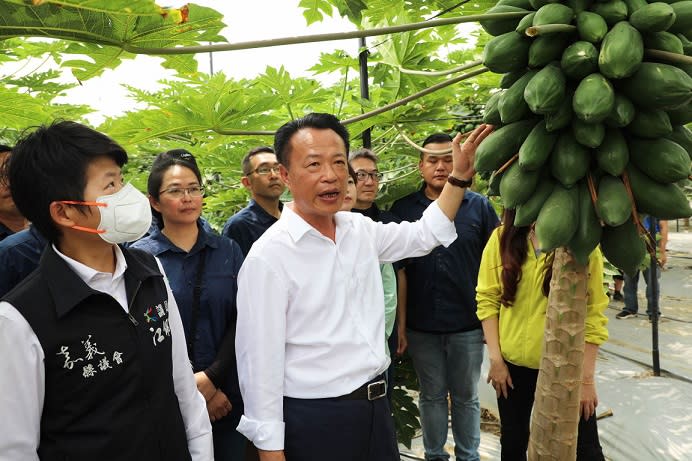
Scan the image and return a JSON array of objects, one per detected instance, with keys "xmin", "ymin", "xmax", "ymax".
[
  {"xmin": 283, "ymin": 394, "xmax": 400, "ymax": 461},
  {"xmin": 497, "ymin": 361, "xmax": 605, "ymax": 461}
]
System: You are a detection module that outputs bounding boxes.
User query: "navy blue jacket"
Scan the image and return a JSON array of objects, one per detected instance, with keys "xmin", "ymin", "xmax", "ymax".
[
  {"xmin": 130, "ymin": 222, "xmax": 245, "ymax": 411},
  {"xmin": 222, "ymin": 199, "xmax": 283, "ymax": 257},
  {"xmin": 0, "ymin": 225, "xmax": 47, "ymax": 297},
  {"xmin": 391, "ymin": 188, "xmax": 499, "ymax": 333},
  {"xmin": 0, "ymin": 221, "xmax": 13, "ymax": 242}
]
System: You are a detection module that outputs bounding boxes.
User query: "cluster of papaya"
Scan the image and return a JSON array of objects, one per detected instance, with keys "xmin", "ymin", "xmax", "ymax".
[{"xmin": 476, "ymin": 0, "xmax": 692, "ymax": 274}]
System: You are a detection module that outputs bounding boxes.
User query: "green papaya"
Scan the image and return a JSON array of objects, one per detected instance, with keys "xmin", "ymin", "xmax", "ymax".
[
  {"xmin": 598, "ymin": 21, "xmax": 644, "ymax": 79},
  {"xmin": 568, "ymin": 181, "xmax": 602, "ymax": 266},
  {"xmin": 678, "ymin": 32, "xmax": 692, "ymax": 54},
  {"xmin": 576, "ymin": 12, "xmax": 608, "ymax": 43},
  {"xmin": 630, "ymin": 2, "xmax": 677, "ymax": 32},
  {"xmin": 544, "ymin": 89, "xmax": 574, "ymax": 131},
  {"xmin": 600, "ymin": 218, "xmax": 647, "ymax": 276},
  {"xmin": 590, "ymin": 0, "xmax": 628, "ymax": 25},
  {"xmin": 561, "ymin": 41, "xmax": 599, "ymax": 80},
  {"xmin": 597, "ymin": 175, "xmax": 631, "ymax": 226},
  {"xmin": 566, "ymin": 0, "xmax": 593, "ymax": 14},
  {"xmin": 628, "ymin": 137, "xmax": 690, "ymax": 182},
  {"xmin": 626, "ymin": 163, "xmax": 692, "ymax": 219},
  {"xmin": 667, "ymin": 104, "xmax": 692, "ymax": 125},
  {"xmin": 535, "ymin": 184, "xmax": 579, "ymax": 251},
  {"xmin": 573, "ymin": 73, "xmax": 615, "ymax": 123},
  {"xmin": 622, "ymin": 0, "xmax": 647, "ymax": 14},
  {"xmin": 500, "ymin": 69, "xmax": 528, "ymax": 89},
  {"xmin": 516, "ymin": 12, "xmax": 537, "ymax": 33},
  {"xmin": 500, "ymin": 162, "xmax": 543, "ymax": 208},
  {"xmin": 529, "ymin": 35, "xmax": 572, "ymax": 68},
  {"xmin": 530, "ymin": 0, "xmax": 563, "ymax": 9},
  {"xmin": 483, "ymin": 32, "xmax": 531, "ymax": 74},
  {"xmin": 483, "ymin": 91, "xmax": 504, "ymax": 125},
  {"xmin": 595, "ymin": 128, "xmax": 629, "ymax": 175},
  {"xmin": 627, "ymin": 109, "xmax": 673, "ymax": 138},
  {"xmin": 665, "ymin": 125, "xmax": 692, "ymax": 160},
  {"xmin": 573, "ymin": 119, "xmax": 605, "ymax": 147},
  {"xmin": 519, "ymin": 120, "xmax": 560, "ymax": 170},
  {"xmin": 487, "ymin": 170, "xmax": 503, "ymax": 196},
  {"xmin": 604, "ymin": 93, "xmax": 636, "ymax": 127},
  {"xmin": 524, "ymin": 64, "xmax": 566, "ymax": 114},
  {"xmin": 668, "ymin": 1, "xmax": 692, "ymax": 34},
  {"xmin": 533, "ymin": 3, "xmax": 575, "ymax": 25},
  {"xmin": 475, "ymin": 119, "xmax": 538, "ymax": 173},
  {"xmin": 550, "ymin": 131, "xmax": 591, "ymax": 187},
  {"xmin": 480, "ymin": 5, "xmax": 532, "ymax": 37},
  {"xmin": 644, "ymin": 31, "xmax": 684, "ymax": 54},
  {"xmin": 515, "ymin": 178, "xmax": 556, "ymax": 226},
  {"xmin": 620, "ymin": 62, "xmax": 692, "ymax": 110},
  {"xmin": 499, "ymin": 70, "xmax": 537, "ymax": 124}
]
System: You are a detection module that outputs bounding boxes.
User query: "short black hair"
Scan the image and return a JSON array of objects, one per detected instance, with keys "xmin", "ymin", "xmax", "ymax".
[
  {"xmin": 420, "ymin": 132, "xmax": 453, "ymax": 159},
  {"xmin": 242, "ymin": 146, "xmax": 275, "ymax": 176},
  {"xmin": 9, "ymin": 121, "xmax": 127, "ymax": 243},
  {"xmin": 147, "ymin": 149, "xmax": 203, "ymax": 227},
  {"xmin": 274, "ymin": 113, "xmax": 349, "ymax": 168}
]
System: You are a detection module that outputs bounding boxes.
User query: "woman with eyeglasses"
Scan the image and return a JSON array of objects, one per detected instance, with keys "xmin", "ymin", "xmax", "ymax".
[{"xmin": 130, "ymin": 149, "xmax": 247, "ymax": 461}]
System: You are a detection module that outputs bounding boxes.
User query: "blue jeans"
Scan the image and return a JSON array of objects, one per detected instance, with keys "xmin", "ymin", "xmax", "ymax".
[
  {"xmin": 407, "ymin": 328, "xmax": 484, "ymax": 461},
  {"xmin": 623, "ymin": 267, "xmax": 660, "ymax": 316}
]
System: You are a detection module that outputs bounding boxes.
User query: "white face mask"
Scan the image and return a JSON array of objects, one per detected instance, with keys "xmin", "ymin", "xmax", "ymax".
[{"xmin": 64, "ymin": 183, "xmax": 152, "ymax": 244}]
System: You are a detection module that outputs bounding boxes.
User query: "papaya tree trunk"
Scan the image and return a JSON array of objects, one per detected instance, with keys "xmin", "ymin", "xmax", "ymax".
[{"xmin": 528, "ymin": 247, "xmax": 588, "ymax": 461}]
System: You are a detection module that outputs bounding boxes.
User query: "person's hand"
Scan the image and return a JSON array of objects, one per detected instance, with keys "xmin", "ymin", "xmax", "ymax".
[
  {"xmin": 580, "ymin": 381, "xmax": 598, "ymax": 420},
  {"xmin": 396, "ymin": 324, "xmax": 408, "ymax": 355},
  {"xmin": 451, "ymin": 124, "xmax": 494, "ymax": 180},
  {"xmin": 206, "ymin": 389, "xmax": 232, "ymax": 422},
  {"xmin": 194, "ymin": 371, "xmax": 217, "ymax": 402},
  {"xmin": 658, "ymin": 251, "xmax": 667, "ymax": 268},
  {"xmin": 487, "ymin": 357, "xmax": 513, "ymax": 399},
  {"xmin": 258, "ymin": 449, "xmax": 286, "ymax": 461}
]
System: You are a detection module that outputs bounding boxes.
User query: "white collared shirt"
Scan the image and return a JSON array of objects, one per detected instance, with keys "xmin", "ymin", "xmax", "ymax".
[
  {"xmin": 0, "ymin": 245, "xmax": 213, "ymax": 461},
  {"xmin": 235, "ymin": 201, "xmax": 457, "ymax": 450}
]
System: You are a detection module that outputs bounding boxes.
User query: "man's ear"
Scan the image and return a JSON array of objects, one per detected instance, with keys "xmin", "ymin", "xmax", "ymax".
[
  {"xmin": 148, "ymin": 195, "xmax": 162, "ymax": 213},
  {"xmin": 49, "ymin": 201, "xmax": 79, "ymax": 230},
  {"xmin": 279, "ymin": 164, "xmax": 290, "ymax": 188},
  {"xmin": 240, "ymin": 176, "xmax": 252, "ymax": 190}
]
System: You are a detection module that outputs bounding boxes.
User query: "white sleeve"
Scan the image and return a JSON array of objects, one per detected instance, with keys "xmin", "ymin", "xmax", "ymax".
[
  {"xmin": 374, "ymin": 200, "xmax": 457, "ymax": 263},
  {"xmin": 0, "ymin": 301, "xmax": 43, "ymax": 461},
  {"xmin": 155, "ymin": 258, "xmax": 214, "ymax": 461},
  {"xmin": 235, "ymin": 256, "xmax": 287, "ymax": 451}
]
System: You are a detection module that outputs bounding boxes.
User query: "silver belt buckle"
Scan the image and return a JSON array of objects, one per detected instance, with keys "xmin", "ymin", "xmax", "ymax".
[{"xmin": 367, "ymin": 379, "xmax": 386, "ymax": 401}]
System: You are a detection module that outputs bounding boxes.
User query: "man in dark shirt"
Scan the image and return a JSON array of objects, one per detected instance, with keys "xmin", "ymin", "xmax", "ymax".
[
  {"xmin": 0, "ymin": 225, "xmax": 47, "ymax": 297},
  {"xmin": 348, "ymin": 148, "xmax": 398, "ymax": 224},
  {"xmin": 391, "ymin": 133, "xmax": 499, "ymax": 461},
  {"xmin": 222, "ymin": 146, "xmax": 285, "ymax": 257},
  {"xmin": 0, "ymin": 146, "xmax": 28, "ymax": 241}
]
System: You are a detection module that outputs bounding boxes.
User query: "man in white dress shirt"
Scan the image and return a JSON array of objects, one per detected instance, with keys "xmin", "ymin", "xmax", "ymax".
[
  {"xmin": 235, "ymin": 113, "xmax": 492, "ymax": 461},
  {"xmin": 0, "ymin": 121, "xmax": 212, "ymax": 461}
]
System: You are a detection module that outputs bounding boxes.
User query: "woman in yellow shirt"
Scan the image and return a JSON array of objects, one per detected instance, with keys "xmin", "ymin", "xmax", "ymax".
[{"xmin": 476, "ymin": 209, "xmax": 609, "ymax": 461}]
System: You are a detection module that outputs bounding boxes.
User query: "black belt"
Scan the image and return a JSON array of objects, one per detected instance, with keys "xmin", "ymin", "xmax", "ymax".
[{"xmin": 334, "ymin": 375, "xmax": 387, "ymax": 401}]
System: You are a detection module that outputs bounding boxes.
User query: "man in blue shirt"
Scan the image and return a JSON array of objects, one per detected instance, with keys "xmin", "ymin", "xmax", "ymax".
[
  {"xmin": 0, "ymin": 146, "xmax": 28, "ymax": 241},
  {"xmin": 222, "ymin": 146, "xmax": 285, "ymax": 257},
  {"xmin": 391, "ymin": 133, "xmax": 499, "ymax": 461},
  {"xmin": 0, "ymin": 225, "xmax": 47, "ymax": 297}
]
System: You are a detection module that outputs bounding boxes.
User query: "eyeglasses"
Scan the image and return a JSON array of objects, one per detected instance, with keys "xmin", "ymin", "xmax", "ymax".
[
  {"xmin": 356, "ymin": 171, "xmax": 383, "ymax": 182},
  {"xmin": 250, "ymin": 165, "xmax": 281, "ymax": 175},
  {"xmin": 159, "ymin": 186, "xmax": 204, "ymax": 198}
]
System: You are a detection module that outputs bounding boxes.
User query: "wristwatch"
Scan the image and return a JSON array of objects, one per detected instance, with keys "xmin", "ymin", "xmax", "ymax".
[{"xmin": 447, "ymin": 175, "xmax": 473, "ymax": 188}]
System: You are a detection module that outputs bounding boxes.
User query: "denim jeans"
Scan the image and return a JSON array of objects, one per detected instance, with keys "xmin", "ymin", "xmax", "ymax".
[
  {"xmin": 623, "ymin": 267, "xmax": 660, "ymax": 316},
  {"xmin": 407, "ymin": 328, "xmax": 484, "ymax": 461}
]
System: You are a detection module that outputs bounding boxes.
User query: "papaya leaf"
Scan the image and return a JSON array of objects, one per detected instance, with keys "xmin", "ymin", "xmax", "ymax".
[
  {"xmin": 298, "ymin": 0, "xmax": 335, "ymax": 25},
  {"xmin": 0, "ymin": 85, "xmax": 53, "ymax": 128}
]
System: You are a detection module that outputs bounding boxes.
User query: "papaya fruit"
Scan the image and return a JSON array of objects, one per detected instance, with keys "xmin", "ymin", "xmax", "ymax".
[
  {"xmin": 622, "ymin": 0, "xmax": 647, "ymax": 14},
  {"xmin": 590, "ymin": 0, "xmax": 628, "ymax": 26},
  {"xmin": 475, "ymin": 119, "xmax": 538, "ymax": 173},
  {"xmin": 620, "ymin": 62, "xmax": 692, "ymax": 110},
  {"xmin": 529, "ymin": 35, "xmax": 572, "ymax": 68},
  {"xmin": 483, "ymin": 32, "xmax": 531, "ymax": 73},
  {"xmin": 598, "ymin": 21, "xmax": 644, "ymax": 79},
  {"xmin": 550, "ymin": 131, "xmax": 591, "ymax": 187},
  {"xmin": 576, "ymin": 12, "xmax": 608, "ymax": 43},
  {"xmin": 566, "ymin": 0, "xmax": 593, "ymax": 14},
  {"xmin": 626, "ymin": 162, "xmax": 692, "ymax": 219},
  {"xmin": 668, "ymin": 1, "xmax": 692, "ymax": 34},
  {"xmin": 568, "ymin": 181, "xmax": 602, "ymax": 266},
  {"xmin": 515, "ymin": 178, "xmax": 556, "ymax": 226},
  {"xmin": 487, "ymin": 170, "xmax": 503, "ymax": 196},
  {"xmin": 483, "ymin": 91, "xmax": 503, "ymax": 125},
  {"xmin": 573, "ymin": 119, "xmax": 605, "ymax": 147},
  {"xmin": 665, "ymin": 125, "xmax": 692, "ymax": 160},
  {"xmin": 626, "ymin": 109, "xmax": 673, "ymax": 138},
  {"xmin": 499, "ymin": 70, "xmax": 537, "ymax": 124},
  {"xmin": 630, "ymin": 2, "xmax": 677, "ymax": 32},
  {"xmin": 597, "ymin": 175, "xmax": 631, "ymax": 226},
  {"xmin": 515, "ymin": 12, "xmax": 537, "ymax": 33},
  {"xmin": 595, "ymin": 128, "xmax": 629, "ymax": 176},
  {"xmin": 628, "ymin": 137, "xmax": 690, "ymax": 183},
  {"xmin": 500, "ymin": 69, "xmax": 528, "ymax": 89},
  {"xmin": 533, "ymin": 3, "xmax": 575, "ymax": 25},
  {"xmin": 573, "ymin": 73, "xmax": 615, "ymax": 123},
  {"xmin": 600, "ymin": 217, "xmax": 647, "ymax": 276},
  {"xmin": 530, "ymin": 0, "xmax": 563, "ymax": 9},
  {"xmin": 544, "ymin": 89, "xmax": 574, "ymax": 132},
  {"xmin": 500, "ymin": 162, "xmax": 543, "ymax": 208},
  {"xmin": 604, "ymin": 93, "xmax": 636, "ymax": 128},
  {"xmin": 535, "ymin": 184, "xmax": 579, "ymax": 251},
  {"xmin": 678, "ymin": 32, "xmax": 692, "ymax": 54},
  {"xmin": 524, "ymin": 64, "xmax": 566, "ymax": 114},
  {"xmin": 644, "ymin": 31, "xmax": 684, "ymax": 54},
  {"xmin": 519, "ymin": 120, "xmax": 560, "ymax": 170},
  {"xmin": 480, "ymin": 5, "xmax": 532, "ymax": 37},
  {"xmin": 561, "ymin": 41, "xmax": 599, "ymax": 80},
  {"xmin": 667, "ymin": 104, "xmax": 692, "ymax": 125}
]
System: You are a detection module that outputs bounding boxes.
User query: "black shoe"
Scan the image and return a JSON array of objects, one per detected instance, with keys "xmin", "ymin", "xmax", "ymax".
[
  {"xmin": 616, "ymin": 310, "xmax": 636, "ymax": 319},
  {"xmin": 612, "ymin": 292, "xmax": 624, "ymax": 301}
]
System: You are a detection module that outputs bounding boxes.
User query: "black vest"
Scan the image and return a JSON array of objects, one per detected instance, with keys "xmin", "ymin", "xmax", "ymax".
[{"xmin": 4, "ymin": 246, "xmax": 192, "ymax": 461}]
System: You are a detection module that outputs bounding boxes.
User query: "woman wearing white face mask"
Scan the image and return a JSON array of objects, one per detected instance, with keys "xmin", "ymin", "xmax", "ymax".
[{"xmin": 130, "ymin": 149, "xmax": 247, "ymax": 461}]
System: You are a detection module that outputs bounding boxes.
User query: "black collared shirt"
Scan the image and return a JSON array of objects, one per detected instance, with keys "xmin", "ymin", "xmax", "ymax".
[
  {"xmin": 351, "ymin": 203, "xmax": 400, "ymax": 224},
  {"xmin": 222, "ymin": 199, "xmax": 283, "ymax": 257}
]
